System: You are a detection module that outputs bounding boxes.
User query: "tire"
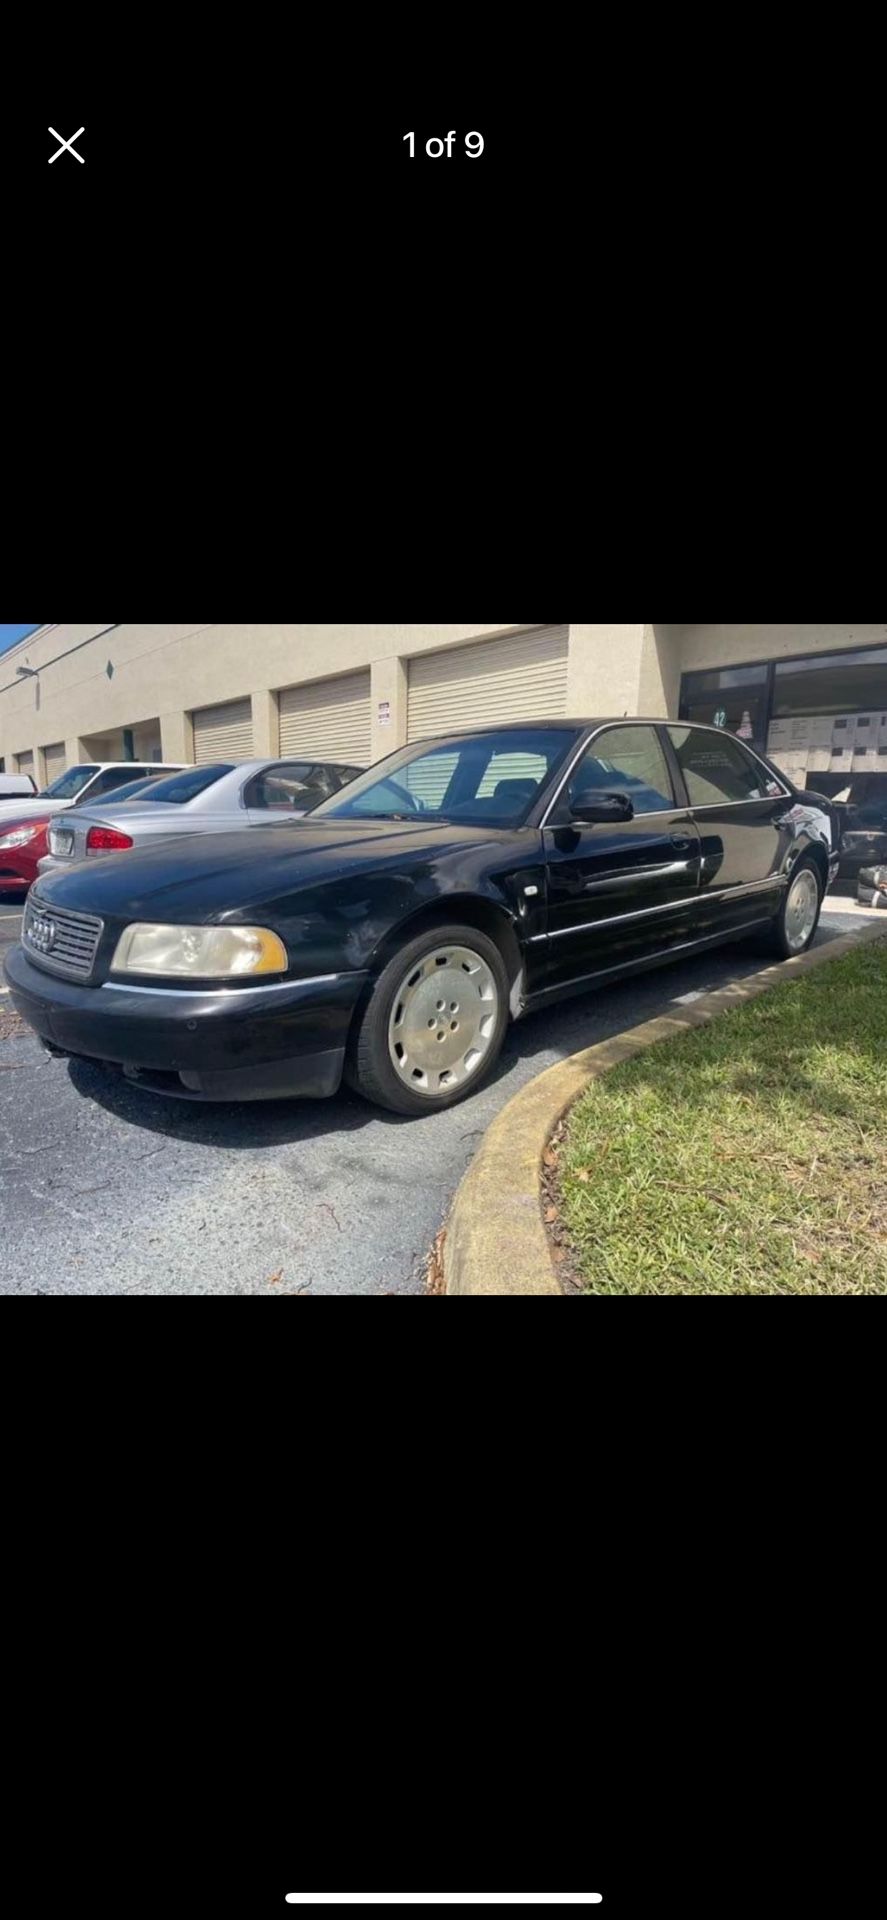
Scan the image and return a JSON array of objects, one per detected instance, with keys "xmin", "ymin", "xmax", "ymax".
[
  {"xmin": 764, "ymin": 856, "xmax": 823, "ymax": 960},
  {"xmin": 347, "ymin": 922, "xmax": 510, "ymax": 1115}
]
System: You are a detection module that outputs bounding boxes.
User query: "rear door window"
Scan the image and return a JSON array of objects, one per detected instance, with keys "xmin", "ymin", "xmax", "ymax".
[
  {"xmin": 130, "ymin": 764, "xmax": 236, "ymax": 804},
  {"xmin": 668, "ymin": 727, "xmax": 781, "ymax": 806},
  {"xmin": 244, "ymin": 764, "xmax": 331, "ymax": 810}
]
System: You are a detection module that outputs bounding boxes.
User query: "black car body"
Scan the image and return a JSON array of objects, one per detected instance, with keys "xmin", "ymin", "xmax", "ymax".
[{"xmin": 4, "ymin": 719, "xmax": 840, "ymax": 1114}]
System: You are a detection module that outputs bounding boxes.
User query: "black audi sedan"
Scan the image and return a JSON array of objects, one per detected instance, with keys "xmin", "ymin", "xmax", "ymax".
[{"xmin": 4, "ymin": 720, "xmax": 839, "ymax": 1115}]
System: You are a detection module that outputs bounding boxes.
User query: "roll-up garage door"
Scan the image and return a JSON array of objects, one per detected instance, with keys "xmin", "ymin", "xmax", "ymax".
[
  {"xmin": 407, "ymin": 625, "xmax": 570, "ymax": 741},
  {"xmin": 192, "ymin": 697, "xmax": 254, "ymax": 765},
  {"xmin": 42, "ymin": 743, "xmax": 66, "ymax": 785},
  {"xmin": 278, "ymin": 670, "xmax": 372, "ymax": 765},
  {"xmin": 16, "ymin": 750, "xmax": 35, "ymax": 779}
]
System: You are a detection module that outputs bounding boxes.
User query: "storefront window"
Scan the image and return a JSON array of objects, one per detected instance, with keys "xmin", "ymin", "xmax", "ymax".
[
  {"xmin": 680, "ymin": 645, "xmax": 887, "ymax": 837},
  {"xmin": 772, "ymin": 646, "xmax": 887, "ymax": 717},
  {"xmin": 678, "ymin": 664, "xmax": 769, "ymax": 754}
]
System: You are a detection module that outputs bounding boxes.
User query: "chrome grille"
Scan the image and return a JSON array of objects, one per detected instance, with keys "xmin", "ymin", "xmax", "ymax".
[{"xmin": 23, "ymin": 894, "xmax": 103, "ymax": 981}]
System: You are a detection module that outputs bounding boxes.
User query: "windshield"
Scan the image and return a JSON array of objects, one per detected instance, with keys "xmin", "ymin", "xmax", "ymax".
[
  {"xmin": 116, "ymin": 763, "xmax": 236, "ymax": 805},
  {"xmin": 313, "ymin": 729, "xmax": 581, "ymax": 827},
  {"xmin": 40, "ymin": 765, "xmax": 100, "ymax": 800}
]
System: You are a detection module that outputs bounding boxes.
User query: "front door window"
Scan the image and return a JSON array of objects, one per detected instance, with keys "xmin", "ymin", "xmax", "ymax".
[{"xmin": 550, "ymin": 725, "xmax": 675, "ymax": 824}]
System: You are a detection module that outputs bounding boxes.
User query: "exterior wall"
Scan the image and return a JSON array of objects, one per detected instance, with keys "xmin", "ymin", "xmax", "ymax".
[
  {"xmin": 370, "ymin": 654, "xmax": 408, "ymax": 762},
  {"xmin": 671, "ymin": 624, "xmax": 887, "ymax": 674},
  {"xmin": 640, "ymin": 625, "xmax": 682, "ymax": 718},
  {"xmin": 1, "ymin": 614, "xmax": 560, "ymax": 764},
  {"xmin": 248, "ymin": 688, "xmax": 280, "ymax": 760},
  {"xmin": 566, "ymin": 624, "xmax": 648, "ymax": 716},
  {"xmin": 5, "ymin": 623, "xmax": 884, "ymax": 773},
  {"xmin": 566, "ymin": 624, "xmax": 682, "ymax": 720},
  {"xmin": 0, "ymin": 622, "xmax": 534, "ymax": 768}
]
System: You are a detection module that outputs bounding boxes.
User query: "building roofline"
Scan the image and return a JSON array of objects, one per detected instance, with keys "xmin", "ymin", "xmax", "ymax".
[{"xmin": 0, "ymin": 624, "xmax": 55, "ymax": 662}]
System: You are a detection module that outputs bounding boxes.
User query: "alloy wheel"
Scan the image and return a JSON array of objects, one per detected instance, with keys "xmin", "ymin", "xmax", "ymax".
[
  {"xmin": 387, "ymin": 944, "xmax": 499, "ymax": 1097},
  {"xmin": 785, "ymin": 868, "xmax": 819, "ymax": 951}
]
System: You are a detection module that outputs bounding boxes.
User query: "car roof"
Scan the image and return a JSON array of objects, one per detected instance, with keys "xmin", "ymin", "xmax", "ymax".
[
  {"xmin": 70, "ymin": 757, "xmax": 363, "ymax": 806},
  {"xmin": 175, "ymin": 758, "xmax": 364, "ymax": 773},
  {"xmin": 406, "ymin": 718, "xmax": 760, "ymax": 737}
]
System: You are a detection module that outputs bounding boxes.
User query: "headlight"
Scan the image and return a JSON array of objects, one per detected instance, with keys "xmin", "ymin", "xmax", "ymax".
[
  {"xmin": 111, "ymin": 923, "xmax": 288, "ymax": 978},
  {"xmin": 0, "ymin": 825, "xmax": 41, "ymax": 849}
]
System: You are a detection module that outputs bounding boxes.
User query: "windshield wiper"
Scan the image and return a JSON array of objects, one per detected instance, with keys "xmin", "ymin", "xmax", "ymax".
[{"xmin": 346, "ymin": 811, "xmax": 435, "ymax": 822}]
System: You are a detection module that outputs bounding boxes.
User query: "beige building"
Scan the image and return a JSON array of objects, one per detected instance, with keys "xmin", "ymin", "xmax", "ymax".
[{"xmin": 2, "ymin": 624, "xmax": 887, "ymax": 804}]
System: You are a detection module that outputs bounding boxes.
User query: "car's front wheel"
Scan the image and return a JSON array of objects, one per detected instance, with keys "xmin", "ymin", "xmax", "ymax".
[
  {"xmin": 348, "ymin": 923, "xmax": 510, "ymax": 1115},
  {"xmin": 766, "ymin": 857, "xmax": 823, "ymax": 959}
]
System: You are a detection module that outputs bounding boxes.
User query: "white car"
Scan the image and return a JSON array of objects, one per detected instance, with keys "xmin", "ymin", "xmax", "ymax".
[
  {"xmin": 36, "ymin": 757, "xmax": 366, "ymax": 875},
  {"xmin": 0, "ymin": 760, "xmax": 187, "ymax": 826},
  {"xmin": 0, "ymin": 774, "xmax": 39, "ymax": 799}
]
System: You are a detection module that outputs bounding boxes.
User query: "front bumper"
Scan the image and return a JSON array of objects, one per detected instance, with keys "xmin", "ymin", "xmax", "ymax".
[
  {"xmin": 0, "ymin": 850, "xmax": 40, "ymax": 890},
  {"xmin": 4, "ymin": 943, "xmax": 368, "ymax": 1101}
]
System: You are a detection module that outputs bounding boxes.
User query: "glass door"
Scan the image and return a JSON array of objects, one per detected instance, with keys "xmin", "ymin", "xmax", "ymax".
[{"xmin": 678, "ymin": 663, "xmax": 770, "ymax": 757}]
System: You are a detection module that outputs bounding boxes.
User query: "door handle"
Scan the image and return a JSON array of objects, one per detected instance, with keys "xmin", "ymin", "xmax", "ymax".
[{"xmin": 670, "ymin": 835, "xmax": 694, "ymax": 852}]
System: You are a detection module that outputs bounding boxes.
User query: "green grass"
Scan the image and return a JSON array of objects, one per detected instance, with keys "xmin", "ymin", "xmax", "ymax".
[{"xmin": 558, "ymin": 941, "xmax": 887, "ymax": 1295}]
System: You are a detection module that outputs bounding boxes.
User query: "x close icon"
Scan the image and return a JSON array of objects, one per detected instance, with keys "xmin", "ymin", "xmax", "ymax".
[{"xmin": 49, "ymin": 126, "xmax": 85, "ymax": 164}]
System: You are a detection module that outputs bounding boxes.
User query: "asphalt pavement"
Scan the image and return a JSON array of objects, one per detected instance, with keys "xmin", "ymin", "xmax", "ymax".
[{"xmin": 0, "ymin": 891, "xmax": 876, "ymax": 1295}]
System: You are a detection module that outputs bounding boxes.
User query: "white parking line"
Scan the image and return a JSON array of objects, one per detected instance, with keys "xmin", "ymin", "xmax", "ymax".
[{"xmin": 284, "ymin": 1902, "xmax": 603, "ymax": 1909}]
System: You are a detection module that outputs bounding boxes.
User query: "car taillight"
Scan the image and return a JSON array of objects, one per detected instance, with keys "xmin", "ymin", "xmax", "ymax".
[{"xmin": 86, "ymin": 826, "xmax": 134, "ymax": 853}]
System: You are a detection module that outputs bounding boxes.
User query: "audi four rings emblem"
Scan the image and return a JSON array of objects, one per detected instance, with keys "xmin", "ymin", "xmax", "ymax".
[{"xmin": 27, "ymin": 915, "xmax": 56, "ymax": 953}]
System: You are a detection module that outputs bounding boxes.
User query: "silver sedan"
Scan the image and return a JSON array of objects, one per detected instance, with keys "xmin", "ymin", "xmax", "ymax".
[{"xmin": 37, "ymin": 756, "xmax": 364, "ymax": 876}]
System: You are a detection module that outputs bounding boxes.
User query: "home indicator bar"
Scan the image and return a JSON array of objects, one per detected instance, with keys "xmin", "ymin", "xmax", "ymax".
[{"xmin": 285, "ymin": 1900, "xmax": 603, "ymax": 1908}]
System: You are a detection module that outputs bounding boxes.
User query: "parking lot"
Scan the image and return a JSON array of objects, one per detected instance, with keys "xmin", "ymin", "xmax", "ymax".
[{"xmin": 0, "ymin": 890, "xmax": 875, "ymax": 1296}]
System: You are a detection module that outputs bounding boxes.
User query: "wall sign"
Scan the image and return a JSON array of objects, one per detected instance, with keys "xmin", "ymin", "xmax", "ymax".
[{"xmin": 378, "ymin": 700, "xmax": 391, "ymax": 725}]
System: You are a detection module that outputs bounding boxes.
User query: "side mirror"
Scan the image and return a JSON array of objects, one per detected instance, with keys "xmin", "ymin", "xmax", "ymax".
[{"xmin": 570, "ymin": 789, "xmax": 634, "ymax": 825}]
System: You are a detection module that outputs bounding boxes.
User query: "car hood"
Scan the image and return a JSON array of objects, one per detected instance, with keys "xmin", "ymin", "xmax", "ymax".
[
  {"xmin": 0, "ymin": 799, "xmax": 69, "ymax": 824},
  {"xmin": 30, "ymin": 817, "xmax": 511, "ymax": 919}
]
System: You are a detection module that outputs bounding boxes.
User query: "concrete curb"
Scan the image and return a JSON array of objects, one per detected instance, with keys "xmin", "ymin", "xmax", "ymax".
[{"xmin": 443, "ymin": 924, "xmax": 887, "ymax": 1296}]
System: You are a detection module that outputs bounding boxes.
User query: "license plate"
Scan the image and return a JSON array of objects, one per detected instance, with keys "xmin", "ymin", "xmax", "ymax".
[{"xmin": 53, "ymin": 829, "xmax": 74, "ymax": 856}]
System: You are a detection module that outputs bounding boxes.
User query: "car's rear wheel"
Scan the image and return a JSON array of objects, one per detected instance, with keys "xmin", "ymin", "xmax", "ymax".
[
  {"xmin": 348, "ymin": 923, "xmax": 510, "ymax": 1115},
  {"xmin": 766, "ymin": 857, "xmax": 823, "ymax": 959}
]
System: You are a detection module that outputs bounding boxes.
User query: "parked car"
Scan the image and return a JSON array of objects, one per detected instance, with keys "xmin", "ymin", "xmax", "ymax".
[
  {"xmin": 0, "ymin": 761, "xmax": 187, "ymax": 826},
  {"xmin": 5, "ymin": 720, "xmax": 839, "ymax": 1114},
  {"xmin": 834, "ymin": 795, "xmax": 887, "ymax": 883},
  {"xmin": 37, "ymin": 758, "xmax": 365, "ymax": 875},
  {"xmin": 0, "ymin": 815, "xmax": 53, "ymax": 894},
  {"xmin": 0, "ymin": 775, "xmax": 177, "ymax": 895},
  {"xmin": 0, "ymin": 773, "xmax": 39, "ymax": 799}
]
